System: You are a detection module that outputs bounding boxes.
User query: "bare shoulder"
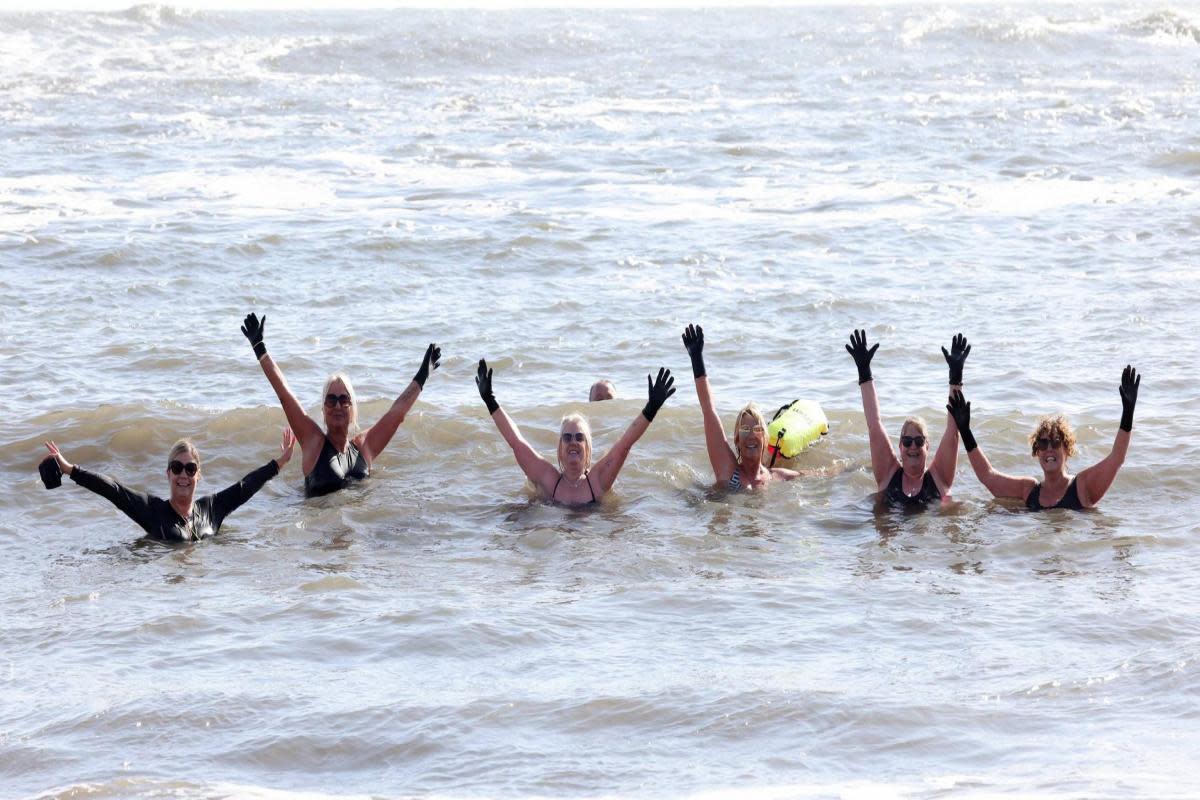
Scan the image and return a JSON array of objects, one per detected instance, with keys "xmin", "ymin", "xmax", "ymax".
[{"xmin": 770, "ymin": 467, "xmax": 801, "ymax": 481}]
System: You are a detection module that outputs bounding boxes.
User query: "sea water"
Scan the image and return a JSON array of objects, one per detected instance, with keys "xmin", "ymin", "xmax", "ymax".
[{"xmin": 2, "ymin": 4, "xmax": 1200, "ymax": 798}]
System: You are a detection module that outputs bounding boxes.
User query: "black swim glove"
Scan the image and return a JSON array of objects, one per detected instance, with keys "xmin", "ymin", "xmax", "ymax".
[
  {"xmin": 845, "ymin": 329, "xmax": 879, "ymax": 385},
  {"xmin": 942, "ymin": 332, "xmax": 971, "ymax": 386},
  {"xmin": 476, "ymin": 359, "xmax": 498, "ymax": 415},
  {"xmin": 642, "ymin": 367, "xmax": 676, "ymax": 422},
  {"xmin": 682, "ymin": 324, "xmax": 706, "ymax": 379},
  {"xmin": 413, "ymin": 343, "xmax": 441, "ymax": 388},
  {"xmin": 946, "ymin": 390, "xmax": 977, "ymax": 452},
  {"xmin": 39, "ymin": 456, "xmax": 62, "ymax": 489},
  {"xmin": 241, "ymin": 313, "xmax": 267, "ymax": 361},
  {"xmin": 1119, "ymin": 364, "xmax": 1140, "ymax": 432}
]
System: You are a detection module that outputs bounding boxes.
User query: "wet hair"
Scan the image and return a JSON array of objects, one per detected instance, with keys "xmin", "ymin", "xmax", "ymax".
[
  {"xmin": 322, "ymin": 372, "xmax": 359, "ymax": 433},
  {"xmin": 557, "ymin": 412, "xmax": 593, "ymax": 472},
  {"xmin": 899, "ymin": 416, "xmax": 929, "ymax": 442},
  {"xmin": 732, "ymin": 403, "xmax": 768, "ymax": 459},
  {"xmin": 1029, "ymin": 414, "xmax": 1078, "ymax": 457},
  {"xmin": 588, "ymin": 380, "xmax": 616, "ymax": 402},
  {"xmin": 167, "ymin": 439, "xmax": 200, "ymax": 471}
]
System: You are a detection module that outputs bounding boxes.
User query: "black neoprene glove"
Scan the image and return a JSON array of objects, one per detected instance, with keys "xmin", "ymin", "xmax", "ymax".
[
  {"xmin": 681, "ymin": 324, "xmax": 706, "ymax": 379},
  {"xmin": 476, "ymin": 359, "xmax": 499, "ymax": 415},
  {"xmin": 1119, "ymin": 364, "xmax": 1140, "ymax": 432},
  {"xmin": 642, "ymin": 367, "xmax": 676, "ymax": 422},
  {"xmin": 947, "ymin": 390, "xmax": 977, "ymax": 452},
  {"xmin": 942, "ymin": 333, "xmax": 971, "ymax": 386},
  {"xmin": 845, "ymin": 329, "xmax": 879, "ymax": 385},
  {"xmin": 413, "ymin": 343, "xmax": 441, "ymax": 388},
  {"xmin": 241, "ymin": 313, "xmax": 267, "ymax": 360}
]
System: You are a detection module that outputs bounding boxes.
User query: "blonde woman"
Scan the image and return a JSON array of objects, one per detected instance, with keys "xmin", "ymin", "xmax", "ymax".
[
  {"xmin": 241, "ymin": 312, "xmax": 440, "ymax": 497},
  {"xmin": 40, "ymin": 431, "xmax": 293, "ymax": 542},
  {"xmin": 475, "ymin": 359, "xmax": 674, "ymax": 506},
  {"xmin": 845, "ymin": 329, "xmax": 967, "ymax": 505},
  {"xmin": 946, "ymin": 366, "xmax": 1140, "ymax": 510},
  {"xmin": 681, "ymin": 324, "xmax": 800, "ymax": 491}
]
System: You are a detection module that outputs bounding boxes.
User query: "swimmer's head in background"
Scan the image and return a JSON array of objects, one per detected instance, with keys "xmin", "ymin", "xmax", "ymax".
[
  {"xmin": 1029, "ymin": 414, "xmax": 1077, "ymax": 458},
  {"xmin": 589, "ymin": 380, "xmax": 616, "ymax": 402},
  {"xmin": 322, "ymin": 372, "xmax": 359, "ymax": 433},
  {"xmin": 732, "ymin": 403, "xmax": 768, "ymax": 464},
  {"xmin": 557, "ymin": 413, "xmax": 593, "ymax": 472},
  {"xmin": 39, "ymin": 456, "xmax": 62, "ymax": 489}
]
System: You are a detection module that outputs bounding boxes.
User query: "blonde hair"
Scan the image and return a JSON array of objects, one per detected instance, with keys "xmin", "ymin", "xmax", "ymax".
[
  {"xmin": 557, "ymin": 412, "xmax": 593, "ymax": 472},
  {"xmin": 322, "ymin": 372, "xmax": 360, "ymax": 433},
  {"xmin": 899, "ymin": 416, "xmax": 928, "ymax": 440},
  {"xmin": 1029, "ymin": 414, "xmax": 1078, "ymax": 457},
  {"xmin": 167, "ymin": 439, "xmax": 200, "ymax": 470},
  {"xmin": 732, "ymin": 403, "xmax": 768, "ymax": 461}
]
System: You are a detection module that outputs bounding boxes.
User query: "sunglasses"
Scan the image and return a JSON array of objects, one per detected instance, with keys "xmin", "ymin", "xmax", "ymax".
[
  {"xmin": 324, "ymin": 393, "xmax": 352, "ymax": 408},
  {"xmin": 169, "ymin": 460, "xmax": 198, "ymax": 476},
  {"xmin": 901, "ymin": 435, "xmax": 927, "ymax": 448},
  {"xmin": 1035, "ymin": 437, "xmax": 1064, "ymax": 451},
  {"xmin": 739, "ymin": 425, "xmax": 764, "ymax": 434},
  {"xmin": 561, "ymin": 432, "xmax": 587, "ymax": 443}
]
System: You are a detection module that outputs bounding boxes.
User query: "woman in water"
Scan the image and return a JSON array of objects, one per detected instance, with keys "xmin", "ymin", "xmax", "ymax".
[
  {"xmin": 474, "ymin": 359, "xmax": 675, "ymax": 506},
  {"xmin": 845, "ymin": 329, "xmax": 969, "ymax": 506},
  {"xmin": 945, "ymin": 366, "xmax": 1140, "ymax": 510},
  {"xmin": 681, "ymin": 323, "xmax": 801, "ymax": 491},
  {"xmin": 241, "ymin": 313, "xmax": 440, "ymax": 497},
  {"xmin": 40, "ymin": 430, "xmax": 294, "ymax": 542}
]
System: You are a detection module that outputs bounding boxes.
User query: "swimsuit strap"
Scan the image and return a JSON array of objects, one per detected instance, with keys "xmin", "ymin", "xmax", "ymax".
[{"xmin": 552, "ymin": 471, "xmax": 596, "ymax": 504}]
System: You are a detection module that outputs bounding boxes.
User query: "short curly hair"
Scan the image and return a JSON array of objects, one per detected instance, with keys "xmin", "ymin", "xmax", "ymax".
[{"xmin": 1028, "ymin": 414, "xmax": 1077, "ymax": 457}]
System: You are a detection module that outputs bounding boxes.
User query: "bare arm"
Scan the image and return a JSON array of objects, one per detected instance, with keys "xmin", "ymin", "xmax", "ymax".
[
  {"xmin": 1075, "ymin": 366, "xmax": 1139, "ymax": 507},
  {"xmin": 240, "ymin": 314, "xmax": 324, "ymax": 453},
  {"xmin": 930, "ymin": 334, "xmax": 970, "ymax": 493},
  {"xmin": 947, "ymin": 390, "xmax": 1033, "ymax": 500},
  {"xmin": 859, "ymin": 380, "xmax": 900, "ymax": 490},
  {"xmin": 682, "ymin": 325, "xmax": 736, "ymax": 484},
  {"xmin": 591, "ymin": 367, "xmax": 675, "ymax": 493},
  {"xmin": 360, "ymin": 344, "xmax": 440, "ymax": 462},
  {"xmin": 490, "ymin": 407, "xmax": 560, "ymax": 495}
]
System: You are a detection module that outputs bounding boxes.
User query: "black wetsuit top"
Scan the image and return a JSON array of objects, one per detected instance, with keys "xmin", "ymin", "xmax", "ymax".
[
  {"xmin": 884, "ymin": 469, "xmax": 942, "ymax": 507},
  {"xmin": 551, "ymin": 472, "xmax": 598, "ymax": 506},
  {"xmin": 303, "ymin": 436, "xmax": 370, "ymax": 498},
  {"xmin": 70, "ymin": 461, "xmax": 279, "ymax": 542},
  {"xmin": 1026, "ymin": 477, "xmax": 1085, "ymax": 511}
]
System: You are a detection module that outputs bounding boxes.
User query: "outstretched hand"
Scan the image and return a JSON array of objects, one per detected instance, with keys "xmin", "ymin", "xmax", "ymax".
[
  {"xmin": 642, "ymin": 367, "xmax": 676, "ymax": 421},
  {"xmin": 413, "ymin": 343, "xmax": 442, "ymax": 387},
  {"xmin": 845, "ymin": 329, "xmax": 879, "ymax": 384},
  {"xmin": 277, "ymin": 428, "xmax": 296, "ymax": 469},
  {"xmin": 241, "ymin": 313, "xmax": 267, "ymax": 360},
  {"xmin": 476, "ymin": 358, "xmax": 498, "ymax": 415},
  {"xmin": 43, "ymin": 440, "xmax": 73, "ymax": 476},
  {"xmin": 682, "ymin": 324, "xmax": 706, "ymax": 378},
  {"xmin": 942, "ymin": 333, "xmax": 971, "ymax": 386},
  {"xmin": 1119, "ymin": 365, "xmax": 1140, "ymax": 432},
  {"xmin": 945, "ymin": 390, "xmax": 978, "ymax": 452}
]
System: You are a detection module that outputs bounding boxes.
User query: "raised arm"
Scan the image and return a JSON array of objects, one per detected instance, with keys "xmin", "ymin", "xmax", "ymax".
[
  {"xmin": 360, "ymin": 344, "xmax": 440, "ymax": 462},
  {"xmin": 476, "ymin": 359, "xmax": 560, "ymax": 495},
  {"xmin": 683, "ymin": 324, "xmax": 737, "ymax": 484},
  {"xmin": 947, "ymin": 390, "xmax": 1035, "ymax": 500},
  {"xmin": 592, "ymin": 368, "xmax": 675, "ymax": 492},
  {"xmin": 46, "ymin": 441, "xmax": 157, "ymax": 533},
  {"xmin": 1075, "ymin": 366, "xmax": 1139, "ymax": 507},
  {"xmin": 241, "ymin": 313, "xmax": 324, "ymax": 453},
  {"xmin": 846, "ymin": 330, "xmax": 898, "ymax": 488},
  {"xmin": 930, "ymin": 333, "xmax": 969, "ymax": 492},
  {"xmin": 209, "ymin": 428, "xmax": 293, "ymax": 526}
]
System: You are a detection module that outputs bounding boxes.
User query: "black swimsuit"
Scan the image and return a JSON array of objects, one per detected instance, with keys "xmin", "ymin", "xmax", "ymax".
[
  {"xmin": 551, "ymin": 472, "xmax": 598, "ymax": 506},
  {"xmin": 304, "ymin": 436, "xmax": 370, "ymax": 498},
  {"xmin": 884, "ymin": 469, "xmax": 942, "ymax": 507},
  {"xmin": 71, "ymin": 461, "xmax": 279, "ymax": 542},
  {"xmin": 1025, "ymin": 477, "xmax": 1085, "ymax": 511}
]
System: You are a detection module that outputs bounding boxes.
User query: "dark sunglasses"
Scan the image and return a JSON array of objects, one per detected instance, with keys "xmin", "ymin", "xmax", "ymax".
[
  {"xmin": 900, "ymin": 435, "xmax": 927, "ymax": 448},
  {"xmin": 324, "ymin": 393, "xmax": 352, "ymax": 408},
  {"xmin": 561, "ymin": 432, "xmax": 587, "ymax": 443},
  {"xmin": 1035, "ymin": 436, "xmax": 1064, "ymax": 451},
  {"xmin": 169, "ymin": 460, "xmax": 198, "ymax": 476}
]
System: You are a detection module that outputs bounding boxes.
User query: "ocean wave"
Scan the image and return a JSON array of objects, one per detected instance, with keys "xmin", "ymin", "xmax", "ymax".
[{"xmin": 1122, "ymin": 10, "xmax": 1200, "ymax": 44}]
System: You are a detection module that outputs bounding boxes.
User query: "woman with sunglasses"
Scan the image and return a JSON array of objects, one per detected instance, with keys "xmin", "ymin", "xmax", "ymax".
[
  {"xmin": 39, "ymin": 430, "xmax": 294, "ymax": 542},
  {"xmin": 474, "ymin": 359, "xmax": 675, "ymax": 506},
  {"xmin": 241, "ymin": 313, "xmax": 440, "ymax": 497},
  {"xmin": 945, "ymin": 366, "xmax": 1140, "ymax": 510},
  {"xmin": 681, "ymin": 324, "xmax": 802, "ymax": 491},
  {"xmin": 845, "ymin": 329, "xmax": 970, "ymax": 506}
]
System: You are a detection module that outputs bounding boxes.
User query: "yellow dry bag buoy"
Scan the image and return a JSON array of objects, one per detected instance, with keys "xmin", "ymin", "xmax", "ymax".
[{"xmin": 766, "ymin": 399, "xmax": 829, "ymax": 464}]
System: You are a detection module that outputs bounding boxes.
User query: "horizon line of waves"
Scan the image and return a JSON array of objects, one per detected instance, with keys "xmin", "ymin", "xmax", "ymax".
[{"xmin": 897, "ymin": 7, "xmax": 1200, "ymax": 48}]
